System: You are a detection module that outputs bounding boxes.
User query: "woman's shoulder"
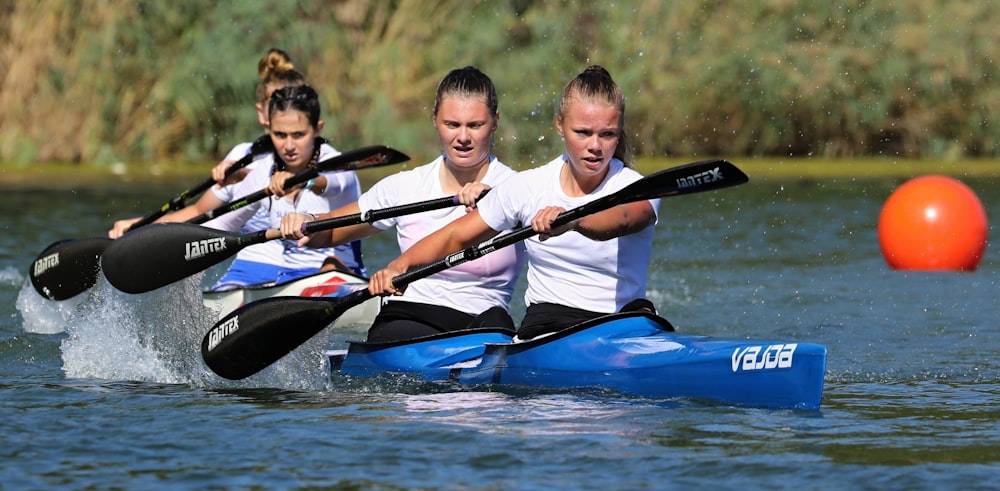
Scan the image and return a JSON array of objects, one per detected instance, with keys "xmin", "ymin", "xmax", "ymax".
[
  {"xmin": 509, "ymin": 156, "xmax": 563, "ymax": 180},
  {"xmin": 484, "ymin": 157, "xmax": 518, "ymax": 184},
  {"xmin": 245, "ymin": 156, "xmax": 273, "ymax": 171},
  {"xmin": 608, "ymin": 159, "xmax": 644, "ymax": 182},
  {"xmin": 376, "ymin": 157, "xmax": 441, "ymax": 186},
  {"xmin": 223, "ymin": 141, "xmax": 254, "ymax": 161},
  {"xmin": 239, "ymin": 155, "xmax": 276, "ymax": 182},
  {"xmin": 319, "ymin": 142, "xmax": 339, "ymax": 156},
  {"xmin": 486, "ymin": 157, "xmax": 561, "ymax": 200}
]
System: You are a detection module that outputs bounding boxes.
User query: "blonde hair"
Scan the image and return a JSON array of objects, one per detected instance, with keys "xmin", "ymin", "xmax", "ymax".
[
  {"xmin": 559, "ymin": 65, "xmax": 633, "ymax": 167},
  {"xmin": 255, "ymin": 48, "xmax": 307, "ymax": 103}
]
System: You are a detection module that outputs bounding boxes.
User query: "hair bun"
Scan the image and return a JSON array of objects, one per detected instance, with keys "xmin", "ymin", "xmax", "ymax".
[{"xmin": 258, "ymin": 48, "xmax": 295, "ymax": 80}]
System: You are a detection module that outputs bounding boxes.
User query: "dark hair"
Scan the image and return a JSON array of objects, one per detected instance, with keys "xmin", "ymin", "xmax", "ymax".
[
  {"xmin": 559, "ymin": 65, "xmax": 632, "ymax": 167},
  {"xmin": 256, "ymin": 48, "xmax": 307, "ymax": 103},
  {"xmin": 268, "ymin": 85, "xmax": 321, "ymax": 128},
  {"xmin": 432, "ymin": 66, "xmax": 499, "ymax": 120}
]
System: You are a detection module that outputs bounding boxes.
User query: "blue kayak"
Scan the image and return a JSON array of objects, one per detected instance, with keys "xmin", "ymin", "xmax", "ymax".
[{"xmin": 329, "ymin": 312, "xmax": 827, "ymax": 410}]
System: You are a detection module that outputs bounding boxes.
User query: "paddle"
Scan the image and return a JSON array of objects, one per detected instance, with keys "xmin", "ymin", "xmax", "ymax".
[
  {"xmin": 201, "ymin": 158, "xmax": 749, "ymax": 380},
  {"xmin": 100, "ymin": 144, "xmax": 410, "ymax": 293},
  {"xmin": 133, "ymin": 135, "xmax": 274, "ymax": 229},
  {"xmin": 28, "ymin": 135, "xmax": 273, "ymax": 301},
  {"xmin": 183, "ymin": 145, "xmax": 409, "ymax": 225},
  {"xmin": 102, "ymin": 190, "xmax": 487, "ymax": 294}
]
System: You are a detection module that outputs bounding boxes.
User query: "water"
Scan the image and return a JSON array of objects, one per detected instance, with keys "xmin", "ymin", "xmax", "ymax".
[{"xmin": 2, "ymin": 172, "xmax": 998, "ymax": 489}]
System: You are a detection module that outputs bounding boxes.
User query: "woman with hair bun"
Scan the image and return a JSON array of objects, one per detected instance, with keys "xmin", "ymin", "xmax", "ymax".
[
  {"xmin": 109, "ymin": 48, "xmax": 311, "ymax": 236},
  {"xmin": 108, "ymin": 50, "xmax": 364, "ymax": 282}
]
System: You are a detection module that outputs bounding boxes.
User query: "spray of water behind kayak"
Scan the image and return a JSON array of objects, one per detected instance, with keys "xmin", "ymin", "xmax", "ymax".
[
  {"xmin": 47, "ymin": 272, "xmax": 333, "ymax": 391},
  {"xmin": 13, "ymin": 267, "xmax": 83, "ymax": 335}
]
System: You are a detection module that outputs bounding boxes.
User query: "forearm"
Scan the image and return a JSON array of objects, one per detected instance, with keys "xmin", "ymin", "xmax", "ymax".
[
  {"xmin": 307, "ymin": 175, "xmax": 327, "ymax": 194},
  {"xmin": 389, "ymin": 214, "xmax": 498, "ymax": 272},
  {"xmin": 156, "ymin": 206, "xmax": 200, "ymax": 223},
  {"xmin": 288, "ymin": 202, "xmax": 378, "ymax": 248},
  {"xmin": 312, "ymin": 222, "xmax": 379, "ymax": 248},
  {"xmin": 203, "ymin": 204, "xmax": 256, "ymax": 232},
  {"xmin": 574, "ymin": 201, "xmax": 656, "ymax": 241},
  {"xmin": 157, "ymin": 192, "xmax": 228, "ymax": 223},
  {"xmin": 369, "ymin": 212, "xmax": 499, "ymax": 296}
]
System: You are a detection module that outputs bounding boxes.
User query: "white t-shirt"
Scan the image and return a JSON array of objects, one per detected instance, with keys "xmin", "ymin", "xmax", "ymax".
[
  {"xmin": 358, "ymin": 155, "xmax": 525, "ymax": 315},
  {"xmin": 214, "ymin": 142, "xmax": 258, "ymax": 203},
  {"xmin": 477, "ymin": 156, "xmax": 660, "ymax": 313},
  {"xmin": 221, "ymin": 141, "xmax": 254, "ymax": 164},
  {"xmin": 205, "ymin": 143, "xmax": 363, "ymax": 271},
  {"xmin": 212, "ymin": 142, "xmax": 274, "ymax": 233}
]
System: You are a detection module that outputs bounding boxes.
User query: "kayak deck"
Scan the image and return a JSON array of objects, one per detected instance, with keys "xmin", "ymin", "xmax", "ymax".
[
  {"xmin": 328, "ymin": 313, "xmax": 827, "ymax": 410},
  {"xmin": 203, "ymin": 269, "xmax": 379, "ymax": 328}
]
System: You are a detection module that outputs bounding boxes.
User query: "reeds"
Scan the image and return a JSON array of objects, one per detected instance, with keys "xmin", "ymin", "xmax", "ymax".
[{"xmin": 1, "ymin": 0, "xmax": 998, "ymax": 167}]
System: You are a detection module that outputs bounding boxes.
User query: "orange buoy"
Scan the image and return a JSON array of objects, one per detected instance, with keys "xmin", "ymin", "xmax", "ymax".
[{"xmin": 878, "ymin": 175, "xmax": 988, "ymax": 271}]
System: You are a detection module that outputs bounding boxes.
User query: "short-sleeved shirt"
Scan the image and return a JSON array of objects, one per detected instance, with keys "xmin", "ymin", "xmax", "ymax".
[{"xmin": 477, "ymin": 156, "xmax": 659, "ymax": 313}]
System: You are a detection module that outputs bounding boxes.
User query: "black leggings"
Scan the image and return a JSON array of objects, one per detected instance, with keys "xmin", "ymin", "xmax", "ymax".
[
  {"xmin": 365, "ymin": 301, "xmax": 515, "ymax": 343},
  {"xmin": 518, "ymin": 298, "xmax": 658, "ymax": 340}
]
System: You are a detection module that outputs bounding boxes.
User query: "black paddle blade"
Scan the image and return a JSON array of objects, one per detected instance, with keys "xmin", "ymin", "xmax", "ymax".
[
  {"xmin": 101, "ymin": 223, "xmax": 243, "ymax": 294},
  {"xmin": 202, "ymin": 293, "xmax": 368, "ymax": 380},
  {"xmin": 325, "ymin": 145, "xmax": 410, "ymax": 172},
  {"xmin": 29, "ymin": 237, "xmax": 112, "ymax": 300},
  {"xmin": 639, "ymin": 159, "xmax": 747, "ymax": 200}
]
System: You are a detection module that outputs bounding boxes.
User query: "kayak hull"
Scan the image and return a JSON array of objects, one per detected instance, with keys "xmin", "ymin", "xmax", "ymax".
[{"xmin": 330, "ymin": 313, "xmax": 827, "ymax": 410}]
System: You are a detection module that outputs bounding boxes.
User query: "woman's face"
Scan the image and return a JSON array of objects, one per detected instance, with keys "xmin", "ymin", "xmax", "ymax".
[
  {"xmin": 556, "ymin": 97, "xmax": 621, "ymax": 179},
  {"xmin": 269, "ymin": 109, "xmax": 323, "ymax": 170},
  {"xmin": 434, "ymin": 95, "xmax": 497, "ymax": 171}
]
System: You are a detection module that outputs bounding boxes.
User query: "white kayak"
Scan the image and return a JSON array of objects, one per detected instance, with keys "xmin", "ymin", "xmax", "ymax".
[{"xmin": 202, "ymin": 270, "xmax": 379, "ymax": 329}]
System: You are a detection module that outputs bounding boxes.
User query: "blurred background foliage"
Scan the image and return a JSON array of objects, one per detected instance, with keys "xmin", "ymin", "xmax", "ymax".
[{"xmin": 1, "ymin": 0, "xmax": 998, "ymax": 168}]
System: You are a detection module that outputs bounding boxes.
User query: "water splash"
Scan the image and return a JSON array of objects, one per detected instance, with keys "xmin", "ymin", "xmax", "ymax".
[
  {"xmin": 0, "ymin": 266, "xmax": 24, "ymax": 288},
  {"xmin": 58, "ymin": 273, "xmax": 332, "ymax": 391},
  {"xmin": 14, "ymin": 273, "xmax": 85, "ymax": 335}
]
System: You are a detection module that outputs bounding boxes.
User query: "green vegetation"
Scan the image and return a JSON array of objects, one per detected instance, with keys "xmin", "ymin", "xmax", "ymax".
[
  {"xmin": 5, "ymin": 157, "xmax": 1000, "ymax": 192},
  {"xmin": 2, "ymin": 1, "xmax": 999, "ymax": 169}
]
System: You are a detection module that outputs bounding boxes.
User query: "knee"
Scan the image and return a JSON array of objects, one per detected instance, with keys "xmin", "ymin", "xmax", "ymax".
[
  {"xmin": 321, "ymin": 256, "xmax": 350, "ymax": 273},
  {"xmin": 620, "ymin": 298, "xmax": 657, "ymax": 314},
  {"xmin": 472, "ymin": 306, "xmax": 515, "ymax": 333}
]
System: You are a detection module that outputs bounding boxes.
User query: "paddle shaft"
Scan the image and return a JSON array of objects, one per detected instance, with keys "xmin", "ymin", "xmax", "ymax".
[
  {"xmin": 127, "ymin": 135, "xmax": 272, "ymax": 230},
  {"xmin": 398, "ymin": 158, "xmax": 747, "ymax": 288},
  {"xmin": 100, "ymin": 145, "xmax": 413, "ymax": 294},
  {"xmin": 101, "ymin": 191, "xmax": 482, "ymax": 294},
  {"xmin": 27, "ymin": 135, "xmax": 273, "ymax": 301},
  {"xmin": 202, "ymin": 159, "xmax": 748, "ymax": 379},
  {"xmin": 259, "ymin": 191, "xmax": 486, "ymax": 242},
  {"xmin": 214, "ymin": 203, "xmax": 591, "ymax": 328},
  {"xmin": 388, "ymin": 167, "xmax": 693, "ymax": 290},
  {"xmin": 187, "ymin": 145, "xmax": 407, "ymax": 224}
]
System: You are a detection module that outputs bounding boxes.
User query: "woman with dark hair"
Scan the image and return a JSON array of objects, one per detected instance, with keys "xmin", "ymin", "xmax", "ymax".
[
  {"xmin": 204, "ymin": 84, "xmax": 364, "ymax": 289},
  {"xmin": 281, "ymin": 66, "xmax": 524, "ymax": 342}
]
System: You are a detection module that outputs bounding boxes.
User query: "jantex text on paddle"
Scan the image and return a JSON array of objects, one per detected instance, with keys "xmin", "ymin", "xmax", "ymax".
[
  {"xmin": 676, "ymin": 166, "xmax": 725, "ymax": 189},
  {"xmin": 184, "ymin": 237, "xmax": 228, "ymax": 261}
]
